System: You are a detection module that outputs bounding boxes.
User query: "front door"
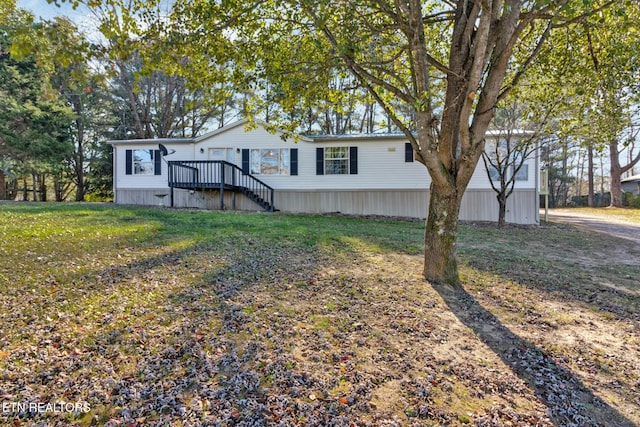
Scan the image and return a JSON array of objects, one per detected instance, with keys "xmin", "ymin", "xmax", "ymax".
[{"xmin": 208, "ymin": 148, "xmax": 234, "ymax": 163}]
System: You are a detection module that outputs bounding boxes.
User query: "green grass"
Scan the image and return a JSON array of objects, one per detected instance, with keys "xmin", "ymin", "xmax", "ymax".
[{"xmin": 0, "ymin": 202, "xmax": 638, "ymax": 426}]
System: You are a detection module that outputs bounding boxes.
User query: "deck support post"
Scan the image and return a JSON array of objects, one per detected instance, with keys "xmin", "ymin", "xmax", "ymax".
[{"xmin": 219, "ymin": 164, "xmax": 225, "ymax": 210}]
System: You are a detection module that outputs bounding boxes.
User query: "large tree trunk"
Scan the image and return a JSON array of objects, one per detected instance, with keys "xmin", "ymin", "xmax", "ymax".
[
  {"xmin": 610, "ymin": 140, "xmax": 623, "ymax": 207},
  {"xmin": 424, "ymin": 183, "xmax": 463, "ymax": 286},
  {"xmin": 587, "ymin": 144, "xmax": 595, "ymax": 207},
  {"xmin": 73, "ymin": 95, "xmax": 86, "ymax": 202},
  {"xmin": 497, "ymin": 193, "xmax": 507, "ymax": 227},
  {"xmin": 609, "ymin": 139, "xmax": 640, "ymax": 207}
]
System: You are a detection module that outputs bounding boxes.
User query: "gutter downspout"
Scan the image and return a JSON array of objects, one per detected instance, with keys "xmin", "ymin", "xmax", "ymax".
[
  {"xmin": 535, "ymin": 141, "xmax": 540, "ymax": 224},
  {"xmin": 112, "ymin": 145, "xmax": 118, "ymax": 204}
]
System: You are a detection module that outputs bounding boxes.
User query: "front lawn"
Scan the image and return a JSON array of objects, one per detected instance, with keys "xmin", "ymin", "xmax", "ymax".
[
  {"xmin": 0, "ymin": 203, "xmax": 638, "ymax": 426},
  {"xmin": 551, "ymin": 206, "xmax": 640, "ymax": 224}
]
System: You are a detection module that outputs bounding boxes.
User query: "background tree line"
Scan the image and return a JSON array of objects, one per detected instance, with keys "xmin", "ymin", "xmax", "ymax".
[
  {"xmin": 0, "ymin": 0, "xmax": 411, "ymax": 202},
  {"xmin": 1, "ymin": 0, "xmax": 638, "ymax": 282},
  {"xmin": 1, "ymin": 1, "xmax": 637, "ymax": 210}
]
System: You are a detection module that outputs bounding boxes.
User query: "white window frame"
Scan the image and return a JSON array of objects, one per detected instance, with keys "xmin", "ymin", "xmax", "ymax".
[
  {"xmin": 324, "ymin": 146, "xmax": 349, "ymax": 175},
  {"xmin": 250, "ymin": 148, "xmax": 290, "ymax": 176},
  {"xmin": 133, "ymin": 150, "xmax": 154, "ymax": 175}
]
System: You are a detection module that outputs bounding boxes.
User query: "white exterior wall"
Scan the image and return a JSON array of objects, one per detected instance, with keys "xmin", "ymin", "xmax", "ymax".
[
  {"xmin": 111, "ymin": 121, "xmax": 537, "ymax": 193},
  {"xmin": 112, "ymin": 141, "xmax": 194, "ymax": 191},
  {"xmin": 187, "ymin": 122, "xmax": 537, "ymax": 192},
  {"xmin": 191, "ymin": 126, "xmax": 428, "ymax": 190},
  {"xmin": 109, "ymin": 120, "xmax": 539, "ymax": 223}
]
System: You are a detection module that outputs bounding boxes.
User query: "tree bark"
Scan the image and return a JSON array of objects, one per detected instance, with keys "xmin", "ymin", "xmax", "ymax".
[
  {"xmin": 561, "ymin": 144, "xmax": 569, "ymax": 207},
  {"xmin": 609, "ymin": 137, "xmax": 640, "ymax": 207},
  {"xmin": 424, "ymin": 183, "xmax": 463, "ymax": 286},
  {"xmin": 73, "ymin": 94, "xmax": 85, "ymax": 201},
  {"xmin": 116, "ymin": 59, "xmax": 147, "ymax": 139},
  {"xmin": 610, "ymin": 140, "xmax": 623, "ymax": 207},
  {"xmin": 587, "ymin": 144, "xmax": 594, "ymax": 207},
  {"xmin": 497, "ymin": 193, "xmax": 507, "ymax": 227}
]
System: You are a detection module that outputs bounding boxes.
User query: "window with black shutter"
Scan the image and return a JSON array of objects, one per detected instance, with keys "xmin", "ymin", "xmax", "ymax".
[
  {"xmin": 318, "ymin": 146, "xmax": 358, "ymax": 174},
  {"xmin": 125, "ymin": 150, "xmax": 132, "ymax": 175},
  {"xmin": 316, "ymin": 147, "xmax": 324, "ymax": 175},
  {"xmin": 405, "ymin": 143, "xmax": 414, "ymax": 162},
  {"xmin": 242, "ymin": 149, "xmax": 250, "ymax": 175},
  {"xmin": 154, "ymin": 150, "xmax": 162, "ymax": 175},
  {"xmin": 349, "ymin": 146, "xmax": 358, "ymax": 174},
  {"xmin": 290, "ymin": 148, "xmax": 298, "ymax": 176},
  {"xmin": 126, "ymin": 149, "xmax": 158, "ymax": 175}
]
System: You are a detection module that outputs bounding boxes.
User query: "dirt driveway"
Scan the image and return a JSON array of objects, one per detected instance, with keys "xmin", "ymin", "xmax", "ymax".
[{"xmin": 544, "ymin": 209, "xmax": 640, "ymax": 245}]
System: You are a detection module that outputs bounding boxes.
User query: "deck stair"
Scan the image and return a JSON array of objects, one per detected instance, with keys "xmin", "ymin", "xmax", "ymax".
[{"xmin": 167, "ymin": 160, "xmax": 274, "ymax": 211}]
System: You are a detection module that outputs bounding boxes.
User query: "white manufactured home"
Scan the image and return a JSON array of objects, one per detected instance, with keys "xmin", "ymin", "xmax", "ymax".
[{"xmin": 108, "ymin": 120, "xmax": 540, "ymax": 224}]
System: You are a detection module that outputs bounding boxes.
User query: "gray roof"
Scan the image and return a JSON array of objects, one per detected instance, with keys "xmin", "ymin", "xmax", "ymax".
[
  {"xmin": 621, "ymin": 174, "xmax": 640, "ymax": 183},
  {"xmin": 106, "ymin": 119, "xmax": 536, "ymax": 145},
  {"xmin": 107, "ymin": 137, "xmax": 193, "ymax": 145}
]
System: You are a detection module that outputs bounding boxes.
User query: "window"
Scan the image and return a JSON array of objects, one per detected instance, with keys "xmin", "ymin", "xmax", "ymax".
[
  {"xmin": 125, "ymin": 149, "xmax": 161, "ymax": 176},
  {"xmin": 209, "ymin": 148, "xmax": 234, "ymax": 162},
  {"xmin": 488, "ymin": 165, "xmax": 501, "ymax": 181},
  {"xmin": 324, "ymin": 147, "xmax": 349, "ymax": 174},
  {"xmin": 316, "ymin": 147, "xmax": 358, "ymax": 175},
  {"xmin": 133, "ymin": 150, "xmax": 154, "ymax": 175},
  {"xmin": 250, "ymin": 149, "xmax": 291, "ymax": 175},
  {"xmin": 513, "ymin": 164, "xmax": 529, "ymax": 181}
]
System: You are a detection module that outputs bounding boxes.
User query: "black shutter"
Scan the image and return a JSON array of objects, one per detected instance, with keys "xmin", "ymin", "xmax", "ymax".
[
  {"xmin": 242, "ymin": 149, "xmax": 250, "ymax": 174},
  {"xmin": 154, "ymin": 150, "xmax": 162, "ymax": 175},
  {"xmin": 125, "ymin": 149, "xmax": 132, "ymax": 175},
  {"xmin": 405, "ymin": 143, "xmax": 414, "ymax": 162},
  {"xmin": 316, "ymin": 147, "xmax": 324, "ymax": 175},
  {"xmin": 290, "ymin": 148, "xmax": 298, "ymax": 176},
  {"xmin": 349, "ymin": 146, "xmax": 358, "ymax": 175}
]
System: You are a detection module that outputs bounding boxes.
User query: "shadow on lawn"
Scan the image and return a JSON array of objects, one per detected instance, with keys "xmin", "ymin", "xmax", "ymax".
[
  {"xmin": 99, "ymin": 240, "xmax": 331, "ymax": 425},
  {"xmin": 457, "ymin": 223, "xmax": 640, "ymax": 322},
  {"xmin": 431, "ymin": 282, "xmax": 637, "ymax": 427}
]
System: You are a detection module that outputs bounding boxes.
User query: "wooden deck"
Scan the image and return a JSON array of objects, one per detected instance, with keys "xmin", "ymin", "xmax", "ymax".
[{"xmin": 167, "ymin": 160, "xmax": 274, "ymax": 211}]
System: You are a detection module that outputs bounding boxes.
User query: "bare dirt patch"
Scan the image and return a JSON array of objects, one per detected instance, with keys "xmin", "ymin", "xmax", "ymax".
[{"xmin": 547, "ymin": 208, "xmax": 640, "ymax": 245}]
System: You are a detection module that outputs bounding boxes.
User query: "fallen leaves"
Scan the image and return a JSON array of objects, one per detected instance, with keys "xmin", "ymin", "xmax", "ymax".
[{"xmin": 0, "ymin": 206, "xmax": 638, "ymax": 426}]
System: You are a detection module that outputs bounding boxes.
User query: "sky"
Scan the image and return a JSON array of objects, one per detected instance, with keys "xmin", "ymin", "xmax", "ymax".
[
  {"xmin": 18, "ymin": 0, "xmax": 84, "ymax": 21},
  {"xmin": 17, "ymin": 0, "xmax": 101, "ymax": 41}
]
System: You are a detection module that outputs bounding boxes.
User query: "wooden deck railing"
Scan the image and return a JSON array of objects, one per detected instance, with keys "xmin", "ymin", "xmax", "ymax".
[{"xmin": 167, "ymin": 160, "xmax": 274, "ymax": 211}]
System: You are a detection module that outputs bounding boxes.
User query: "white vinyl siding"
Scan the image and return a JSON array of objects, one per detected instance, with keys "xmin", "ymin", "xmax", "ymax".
[{"xmin": 113, "ymin": 121, "xmax": 536, "ymax": 193}]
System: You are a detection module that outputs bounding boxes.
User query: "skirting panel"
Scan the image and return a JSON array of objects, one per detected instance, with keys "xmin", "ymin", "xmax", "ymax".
[
  {"xmin": 114, "ymin": 188, "xmax": 539, "ymax": 224},
  {"xmin": 275, "ymin": 189, "xmax": 538, "ymax": 224},
  {"xmin": 115, "ymin": 188, "xmax": 265, "ymax": 211}
]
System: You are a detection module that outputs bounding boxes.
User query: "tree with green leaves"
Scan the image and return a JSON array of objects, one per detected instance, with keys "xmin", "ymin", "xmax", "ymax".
[
  {"xmin": 586, "ymin": 9, "xmax": 640, "ymax": 207},
  {"xmin": 169, "ymin": 0, "xmax": 620, "ymax": 285},
  {"xmin": 45, "ymin": 16, "xmax": 101, "ymax": 201},
  {"xmin": 545, "ymin": 3, "xmax": 640, "ymax": 207},
  {"xmin": 0, "ymin": 7, "xmax": 76, "ymax": 201},
  {"xmin": 79, "ymin": 0, "xmax": 237, "ymax": 138}
]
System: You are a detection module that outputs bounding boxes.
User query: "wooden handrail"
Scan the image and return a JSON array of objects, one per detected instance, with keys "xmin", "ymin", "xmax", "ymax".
[{"xmin": 167, "ymin": 160, "xmax": 274, "ymax": 211}]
